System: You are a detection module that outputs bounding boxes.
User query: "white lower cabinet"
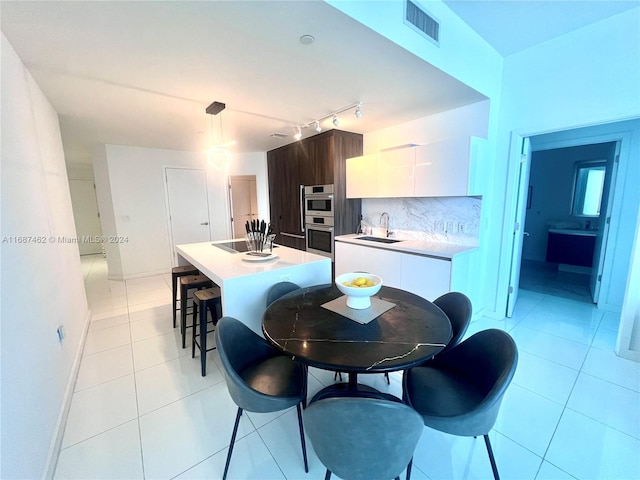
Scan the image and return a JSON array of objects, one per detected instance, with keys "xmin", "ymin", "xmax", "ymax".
[
  {"xmin": 335, "ymin": 241, "xmax": 452, "ymax": 301},
  {"xmin": 399, "ymin": 254, "xmax": 451, "ymax": 301}
]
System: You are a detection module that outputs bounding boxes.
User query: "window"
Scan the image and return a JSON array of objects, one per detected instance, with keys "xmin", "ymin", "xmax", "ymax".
[{"xmin": 571, "ymin": 161, "xmax": 606, "ymax": 217}]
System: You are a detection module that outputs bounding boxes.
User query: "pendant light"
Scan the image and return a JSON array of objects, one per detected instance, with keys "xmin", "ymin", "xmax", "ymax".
[{"xmin": 204, "ymin": 101, "xmax": 235, "ymax": 169}]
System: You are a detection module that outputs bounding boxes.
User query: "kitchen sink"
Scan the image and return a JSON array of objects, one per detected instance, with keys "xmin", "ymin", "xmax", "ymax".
[{"xmin": 356, "ymin": 236, "xmax": 402, "ymax": 244}]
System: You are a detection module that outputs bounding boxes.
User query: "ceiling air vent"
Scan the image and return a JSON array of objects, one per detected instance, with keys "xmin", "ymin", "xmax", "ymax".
[
  {"xmin": 404, "ymin": 0, "xmax": 440, "ymax": 45},
  {"xmin": 271, "ymin": 133, "xmax": 288, "ymax": 139}
]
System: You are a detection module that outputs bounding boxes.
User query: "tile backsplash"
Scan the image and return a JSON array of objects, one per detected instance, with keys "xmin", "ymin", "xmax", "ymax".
[{"xmin": 361, "ymin": 197, "xmax": 481, "ymax": 246}]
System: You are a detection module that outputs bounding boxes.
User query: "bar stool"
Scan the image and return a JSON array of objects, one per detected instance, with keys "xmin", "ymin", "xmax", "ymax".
[
  {"xmin": 179, "ymin": 274, "xmax": 213, "ymax": 348},
  {"xmin": 172, "ymin": 264, "xmax": 199, "ymax": 328},
  {"xmin": 191, "ymin": 287, "xmax": 222, "ymax": 376}
]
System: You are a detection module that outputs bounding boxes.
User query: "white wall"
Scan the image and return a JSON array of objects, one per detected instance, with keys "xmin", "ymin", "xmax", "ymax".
[
  {"xmin": 93, "ymin": 146, "xmax": 268, "ymax": 279},
  {"xmin": 93, "ymin": 144, "xmax": 123, "ymax": 277},
  {"xmin": 1, "ymin": 34, "xmax": 90, "ymax": 478},
  {"xmin": 493, "ymin": 7, "xmax": 640, "ymax": 317},
  {"xmin": 617, "ymin": 207, "xmax": 640, "ymax": 361}
]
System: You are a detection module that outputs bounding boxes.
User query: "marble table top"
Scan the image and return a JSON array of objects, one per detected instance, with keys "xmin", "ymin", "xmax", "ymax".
[{"xmin": 262, "ymin": 285, "xmax": 452, "ymax": 374}]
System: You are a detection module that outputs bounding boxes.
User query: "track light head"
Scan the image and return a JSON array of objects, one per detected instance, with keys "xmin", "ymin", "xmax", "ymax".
[
  {"xmin": 294, "ymin": 127, "xmax": 302, "ymax": 141},
  {"xmin": 314, "ymin": 121, "xmax": 321, "ymax": 133},
  {"xmin": 355, "ymin": 104, "xmax": 362, "ymax": 118},
  {"xmin": 332, "ymin": 115, "xmax": 339, "ymax": 127}
]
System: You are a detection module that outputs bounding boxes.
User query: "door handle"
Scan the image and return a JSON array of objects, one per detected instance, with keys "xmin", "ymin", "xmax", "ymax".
[
  {"xmin": 201, "ymin": 222, "xmax": 209, "ymax": 226},
  {"xmin": 523, "ymin": 232, "xmax": 530, "ymax": 236}
]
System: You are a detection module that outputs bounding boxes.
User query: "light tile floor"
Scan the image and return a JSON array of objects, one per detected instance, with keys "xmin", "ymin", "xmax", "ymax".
[{"xmin": 54, "ymin": 255, "xmax": 640, "ymax": 479}]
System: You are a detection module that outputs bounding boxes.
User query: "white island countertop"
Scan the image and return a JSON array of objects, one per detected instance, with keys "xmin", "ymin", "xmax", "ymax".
[
  {"xmin": 335, "ymin": 234, "xmax": 477, "ymax": 260},
  {"xmin": 176, "ymin": 240, "xmax": 332, "ymax": 335}
]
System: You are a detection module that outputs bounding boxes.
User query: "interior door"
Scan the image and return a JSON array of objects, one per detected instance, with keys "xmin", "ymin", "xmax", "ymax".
[
  {"xmin": 590, "ymin": 141, "xmax": 621, "ymax": 302},
  {"xmin": 165, "ymin": 168, "xmax": 211, "ymax": 265},
  {"xmin": 68, "ymin": 179, "xmax": 103, "ymax": 255},
  {"xmin": 229, "ymin": 175, "xmax": 258, "ymax": 238},
  {"xmin": 506, "ymin": 137, "xmax": 532, "ymax": 317}
]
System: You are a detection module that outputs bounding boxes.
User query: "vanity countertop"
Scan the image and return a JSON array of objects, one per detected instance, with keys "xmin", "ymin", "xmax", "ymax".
[{"xmin": 548, "ymin": 228, "xmax": 598, "ymax": 237}]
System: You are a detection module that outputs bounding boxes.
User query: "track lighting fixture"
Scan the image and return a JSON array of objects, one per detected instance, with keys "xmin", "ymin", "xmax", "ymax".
[{"xmin": 290, "ymin": 102, "xmax": 363, "ymax": 142}]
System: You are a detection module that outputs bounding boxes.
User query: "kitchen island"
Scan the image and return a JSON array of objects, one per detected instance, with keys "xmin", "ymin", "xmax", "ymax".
[{"xmin": 176, "ymin": 240, "xmax": 332, "ymax": 335}]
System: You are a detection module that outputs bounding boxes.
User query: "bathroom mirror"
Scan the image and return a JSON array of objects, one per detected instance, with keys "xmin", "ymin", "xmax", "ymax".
[{"xmin": 571, "ymin": 160, "xmax": 606, "ymax": 217}]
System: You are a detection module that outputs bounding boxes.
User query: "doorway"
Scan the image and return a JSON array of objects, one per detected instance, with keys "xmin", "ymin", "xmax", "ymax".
[
  {"xmin": 506, "ymin": 122, "xmax": 634, "ymax": 317},
  {"xmin": 164, "ymin": 167, "xmax": 211, "ymax": 266},
  {"xmin": 228, "ymin": 175, "xmax": 258, "ymax": 238},
  {"xmin": 68, "ymin": 178, "xmax": 103, "ymax": 255},
  {"xmin": 518, "ymin": 141, "xmax": 618, "ymax": 304}
]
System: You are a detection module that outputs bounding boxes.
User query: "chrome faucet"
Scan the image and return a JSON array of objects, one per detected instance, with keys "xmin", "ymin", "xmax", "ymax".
[{"xmin": 380, "ymin": 212, "xmax": 390, "ymax": 237}]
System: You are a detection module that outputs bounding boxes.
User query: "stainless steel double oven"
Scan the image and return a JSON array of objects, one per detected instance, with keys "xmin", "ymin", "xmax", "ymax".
[{"xmin": 304, "ymin": 184, "xmax": 334, "ymax": 260}]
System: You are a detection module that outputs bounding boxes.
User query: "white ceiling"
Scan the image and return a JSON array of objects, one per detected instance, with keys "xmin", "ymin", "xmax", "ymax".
[
  {"xmin": 443, "ymin": 0, "xmax": 638, "ymax": 56},
  {"xmin": 2, "ymin": 1, "xmax": 636, "ymax": 165}
]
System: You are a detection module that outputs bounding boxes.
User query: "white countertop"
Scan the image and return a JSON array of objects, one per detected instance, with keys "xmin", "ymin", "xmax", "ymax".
[
  {"xmin": 175, "ymin": 239, "xmax": 332, "ymax": 335},
  {"xmin": 176, "ymin": 239, "xmax": 330, "ymax": 285},
  {"xmin": 335, "ymin": 234, "xmax": 477, "ymax": 260},
  {"xmin": 548, "ymin": 229, "xmax": 597, "ymax": 237}
]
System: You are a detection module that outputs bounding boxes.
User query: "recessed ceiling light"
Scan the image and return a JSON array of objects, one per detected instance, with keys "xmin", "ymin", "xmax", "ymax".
[{"xmin": 299, "ymin": 35, "xmax": 315, "ymax": 45}]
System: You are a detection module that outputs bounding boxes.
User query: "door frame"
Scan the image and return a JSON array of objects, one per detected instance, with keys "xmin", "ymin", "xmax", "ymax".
[
  {"xmin": 228, "ymin": 174, "xmax": 258, "ymax": 239},
  {"xmin": 504, "ymin": 127, "xmax": 632, "ymax": 315},
  {"xmin": 162, "ymin": 165, "xmax": 212, "ymax": 267}
]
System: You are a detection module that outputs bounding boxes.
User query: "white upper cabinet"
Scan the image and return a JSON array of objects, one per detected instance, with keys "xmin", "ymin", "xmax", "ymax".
[
  {"xmin": 346, "ymin": 154, "xmax": 377, "ymax": 198},
  {"xmin": 376, "ymin": 148, "xmax": 415, "ymax": 197},
  {"xmin": 414, "ymin": 137, "xmax": 483, "ymax": 197},
  {"xmin": 346, "ymin": 137, "xmax": 485, "ymax": 198}
]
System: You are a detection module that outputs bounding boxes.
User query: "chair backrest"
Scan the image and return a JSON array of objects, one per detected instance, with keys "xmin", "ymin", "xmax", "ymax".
[
  {"xmin": 266, "ymin": 281, "xmax": 301, "ymax": 307},
  {"xmin": 304, "ymin": 397, "xmax": 424, "ymax": 480},
  {"xmin": 433, "ymin": 291, "xmax": 472, "ymax": 354},
  {"xmin": 433, "ymin": 328, "xmax": 518, "ymax": 435},
  {"xmin": 214, "ymin": 316, "xmax": 286, "ymax": 411}
]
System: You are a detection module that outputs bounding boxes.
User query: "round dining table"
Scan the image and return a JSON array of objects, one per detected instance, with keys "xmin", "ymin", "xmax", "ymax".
[{"xmin": 262, "ymin": 284, "xmax": 452, "ymax": 393}]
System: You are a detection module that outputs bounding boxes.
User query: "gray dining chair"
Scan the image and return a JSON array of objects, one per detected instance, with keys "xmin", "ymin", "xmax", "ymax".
[
  {"xmin": 402, "ymin": 329, "xmax": 518, "ymax": 480},
  {"xmin": 432, "ymin": 291, "xmax": 472, "ymax": 355},
  {"xmin": 304, "ymin": 396, "xmax": 424, "ymax": 480},
  {"xmin": 266, "ymin": 281, "xmax": 300, "ymax": 307},
  {"xmin": 214, "ymin": 316, "xmax": 308, "ymax": 480}
]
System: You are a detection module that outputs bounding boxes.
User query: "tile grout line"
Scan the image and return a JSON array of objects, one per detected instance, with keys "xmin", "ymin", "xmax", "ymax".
[{"xmin": 125, "ymin": 276, "xmax": 148, "ymax": 480}]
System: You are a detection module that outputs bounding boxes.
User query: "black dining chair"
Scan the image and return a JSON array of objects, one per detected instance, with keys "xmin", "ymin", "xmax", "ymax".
[
  {"xmin": 214, "ymin": 316, "xmax": 309, "ymax": 480},
  {"xmin": 266, "ymin": 281, "xmax": 300, "ymax": 307},
  {"xmin": 304, "ymin": 395, "xmax": 424, "ymax": 480},
  {"xmin": 402, "ymin": 329, "xmax": 518, "ymax": 480},
  {"xmin": 432, "ymin": 291, "xmax": 472, "ymax": 356}
]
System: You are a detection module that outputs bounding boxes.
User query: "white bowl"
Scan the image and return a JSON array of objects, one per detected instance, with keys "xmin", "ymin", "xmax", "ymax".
[{"xmin": 335, "ymin": 273, "xmax": 383, "ymax": 309}]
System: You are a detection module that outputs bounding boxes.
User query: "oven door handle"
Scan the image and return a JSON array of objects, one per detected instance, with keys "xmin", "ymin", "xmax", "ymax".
[
  {"xmin": 306, "ymin": 224, "xmax": 334, "ymax": 231},
  {"xmin": 300, "ymin": 185, "xmax": 305, "ymax": 233}
]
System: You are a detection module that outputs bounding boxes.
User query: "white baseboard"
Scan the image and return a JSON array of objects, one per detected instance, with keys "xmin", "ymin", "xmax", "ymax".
[{"xmin": 43, "ymin": 309, "xmax": 91, "ymax": 479}]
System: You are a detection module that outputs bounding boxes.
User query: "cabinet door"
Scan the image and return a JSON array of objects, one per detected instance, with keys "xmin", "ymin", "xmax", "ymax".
[
  {"xmin": 369, "ymin": 248, "xmax": 402, "ymax": 288},
  {"xmin": 335, "ymin": 242, "xmax": 366, "ymax": 276},
  {"xmin": 267, "ymin": 147, "xmax": 304, "ymax": 238},
  {"xmin": 414, "ymin": 138, "xmax": 471, "ymax": 197},
  {"xmin": 400, "ymin": 254, "xmax": 452, "ymax": 301},
  {"xmin": 377, "ymin": 148, "xmax": 415, "ymax": 197},
  {"xmin": 346, "ymin": 154, "xmax": 377, "ymax": 198}
]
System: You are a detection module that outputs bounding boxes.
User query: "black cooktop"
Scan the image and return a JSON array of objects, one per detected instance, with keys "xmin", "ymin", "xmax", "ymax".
[{"xmin": 213, "ymin": 241, "xmax": 278, "ymax": 254}]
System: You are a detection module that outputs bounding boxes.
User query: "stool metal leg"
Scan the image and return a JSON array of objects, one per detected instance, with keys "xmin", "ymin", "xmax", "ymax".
[
  {"xmin": 191, "ymin": 299, "xmax": 198, "ymax": 358},
  {"xmin": 200, "ymin": 300, "xmax": 208, "ymax": 376},
  {"xmin": 172, "ymin": 275, "xmax": 178, "ymax": 328}
]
